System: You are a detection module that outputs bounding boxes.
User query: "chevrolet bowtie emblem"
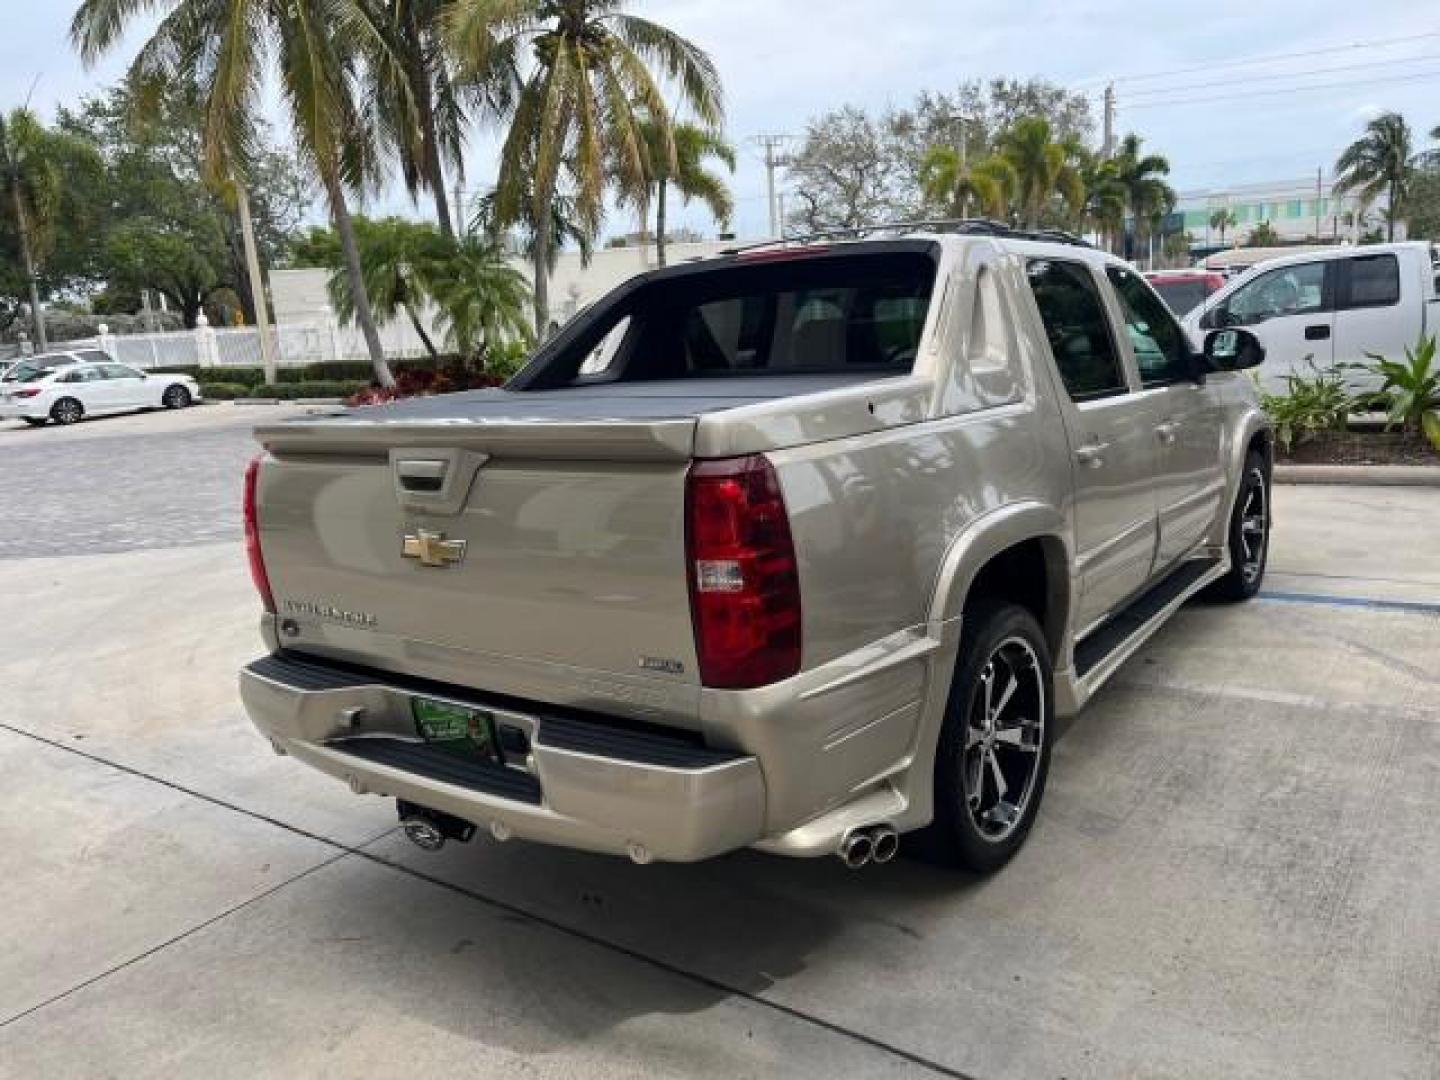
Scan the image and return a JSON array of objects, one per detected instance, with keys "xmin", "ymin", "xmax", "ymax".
[{"xmin": 402, "ymin": 529, "xmax": 467, "ymax": 568}]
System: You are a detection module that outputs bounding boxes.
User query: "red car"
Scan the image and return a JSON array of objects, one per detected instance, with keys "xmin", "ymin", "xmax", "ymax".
[{"xmin": 1143, "ymin": 270, "xmax": 1226, "ymax": 318}]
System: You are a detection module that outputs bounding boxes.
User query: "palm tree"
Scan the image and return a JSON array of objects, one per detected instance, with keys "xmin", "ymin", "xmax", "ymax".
[
  {"xmin": 1335, "ymin": 111, "xmax": 1413, "ymax": 241},
  {"xmin": 318, "ymin": 217, "xmax": 531, "ymax": 366},
  {"xmin": 634, "ymin": 116, "xmax": 734, "ymax": 267},
  {"xmin": 1078, "ymin": 152, "xmax": 1125, "ymax": 249},
  {"xmin": 447, "ymin": 0, "xmax": 723, "ymax": 336},
  {"xmin": 362, "ymin": 0, "xmax": 511, "ymax": 239},
  {"xmin": 72, "ymin": 0, "xmax": 401, "ymax": 387},
  {"xmin": 919, "ymin": 144, "xmax": 1017, "ymax": 219},
  {"xmin": 0, "ymin": 109, "xmax": 101, "ymax": 350},
  {"xmin": 428, "ymin": 234, "xmax": 533, "ymax": 361},
  {"xmin": 998, "ymin": 117, "xmax": 1082, "ymax": 228},
  {"xmin": 1113, "ymin": 134, "xmax": 1174, "ymax": 261},
  {"xmin": 319, "ymin": 216, "xmax": 448, "ymax": 358},
  {"xmin": 1209, "ymin": 207, "xmax": 1238, "ymax": 247}
]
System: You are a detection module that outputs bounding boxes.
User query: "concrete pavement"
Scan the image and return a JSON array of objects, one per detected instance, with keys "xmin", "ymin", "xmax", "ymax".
[{"xmin": 0, "ymin": 409, "xmax": 1437, "ymax": 1080}]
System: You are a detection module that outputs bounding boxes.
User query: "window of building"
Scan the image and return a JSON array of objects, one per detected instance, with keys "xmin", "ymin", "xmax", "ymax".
[{"xmin": 1025, "ymin": 259, "xmax": 1127, "ymax": 401}]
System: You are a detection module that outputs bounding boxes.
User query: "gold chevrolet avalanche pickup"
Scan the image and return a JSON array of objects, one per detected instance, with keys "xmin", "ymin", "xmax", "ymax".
[{"xmin": 239, "ymin": 223, "xmax": 1273, "ymax": 873}]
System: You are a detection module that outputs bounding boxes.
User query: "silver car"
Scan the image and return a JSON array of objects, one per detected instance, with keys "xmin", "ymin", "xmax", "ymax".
[{"xmin": 238, "ymin": 223, "xmax": 1272, "ymax": 873}]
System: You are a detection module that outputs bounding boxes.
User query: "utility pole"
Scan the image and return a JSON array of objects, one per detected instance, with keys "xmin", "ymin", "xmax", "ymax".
[
  {"xmin": 1102, "ymin": 83, "xmax": 1116, "ymax": 159},
  {"xmin": 235, "ymin": 183, "xmax": 276, "ymax": 385},
  {"xmin": 778, "ymin": 192, "xmax": 787, "ymax": 239},
  {"xmin": 760, "ymin": 136, "xmax": 788, "ymax": 239}
]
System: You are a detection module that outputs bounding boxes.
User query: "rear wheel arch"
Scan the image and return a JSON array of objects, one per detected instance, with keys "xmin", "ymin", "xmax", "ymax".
[{"xmin": 929, "ymin": 506, "xmax": 1072, "ymax": 659}]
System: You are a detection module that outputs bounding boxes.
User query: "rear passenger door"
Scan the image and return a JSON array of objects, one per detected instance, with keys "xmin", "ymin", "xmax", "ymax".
[
  {"xmin": 1332, "ymin": 252, "xmax": 1411, "ymax": 376},
  {"xmin": 1025, "ymin": 257, "xmax": 1158, "ymax": 633}
]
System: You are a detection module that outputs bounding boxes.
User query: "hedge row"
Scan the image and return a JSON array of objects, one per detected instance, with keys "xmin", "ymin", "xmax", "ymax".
[
  {"xmin": 200, "ymin": 380, "xmax": 369, "ymax": 400},
  {"xmin": 168, "ymin": 357, "xmax": 449, "ymax": 388}
]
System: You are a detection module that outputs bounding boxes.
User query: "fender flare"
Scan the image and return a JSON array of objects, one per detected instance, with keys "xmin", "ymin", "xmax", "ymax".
[{"xmin": 926, "ymin": 500, "xmax": 1071, "ymax": 641}]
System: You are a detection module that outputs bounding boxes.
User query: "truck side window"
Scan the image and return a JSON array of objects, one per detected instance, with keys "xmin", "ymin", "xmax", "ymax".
[
  {"xmin": 1026, "ymin": 259, "xmax": 1127, "ymax": 401},
  {"xmin": 1105, "ymin": 266, "xmax": 1191, "ymax": 386},
  {"xmin": 1341, "ymin": 254, "xmax": 1400, "ymax": 309},
  {"xmin": 1217, "ymin": 262, "xmax": 1328, "ymax": 327}
]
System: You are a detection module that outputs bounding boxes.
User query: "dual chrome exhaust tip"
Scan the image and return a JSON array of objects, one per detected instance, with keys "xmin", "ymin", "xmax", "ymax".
[{"xmin": 838, "ymin": 824, "xmax": 900, "ymax": 869}]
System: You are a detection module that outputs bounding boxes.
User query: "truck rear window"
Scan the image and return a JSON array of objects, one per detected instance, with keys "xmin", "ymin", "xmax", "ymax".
[{"xmin": 521, "ymin": 250, "xmax": 936, "ymax": 387}]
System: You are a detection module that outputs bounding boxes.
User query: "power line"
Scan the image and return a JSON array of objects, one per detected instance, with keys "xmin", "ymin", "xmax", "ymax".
[
  {"xmin": 1123, "ymin": 52, "xmax": 1440, "ymax": 100},
  {"xmin": 1073, "ymin": 29, "xmax": 1440, "ymax": 88},
  {"xmin": 1123, "ymin": 68, "xmax": 1440, "ymax": 110}
]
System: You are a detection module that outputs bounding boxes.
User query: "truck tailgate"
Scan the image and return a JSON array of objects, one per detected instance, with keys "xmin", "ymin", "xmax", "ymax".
[{"xmin": 253, "ymin": 404, "xmax": 706, "ymax": 728}]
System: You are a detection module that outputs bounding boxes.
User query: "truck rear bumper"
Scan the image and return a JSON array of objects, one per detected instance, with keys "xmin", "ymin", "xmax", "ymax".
[{"xmin": 240, "ymin": 652, "xmax": 766, "ymax": 863}]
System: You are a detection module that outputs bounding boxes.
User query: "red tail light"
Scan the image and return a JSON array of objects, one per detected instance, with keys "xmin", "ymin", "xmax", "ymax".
[
  {"xmin": 14, "ymin": 388, "xmax": 42, "ymax": 398},
  {"xmin": 243, "ymin": 455, "xmax": 275, "ymax": 613},
  {"xmin": 685, "ymin": 455, "xmax": 802, "ymax": 689}
]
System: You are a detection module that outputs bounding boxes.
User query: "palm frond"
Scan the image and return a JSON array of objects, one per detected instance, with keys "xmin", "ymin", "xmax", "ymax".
[{"xmin": 608, "ymin": 13, "xmax": 723, "ymax": 128}]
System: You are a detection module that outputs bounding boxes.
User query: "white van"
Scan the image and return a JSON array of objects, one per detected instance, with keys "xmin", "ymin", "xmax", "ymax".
[{"xmin": 1182, "ymin": 242, "xmax": 1440, "ymax": 389}]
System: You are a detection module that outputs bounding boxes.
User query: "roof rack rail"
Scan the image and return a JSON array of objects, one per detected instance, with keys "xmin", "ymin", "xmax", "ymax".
[{"xmin": 723, "ymin": 218, "xmax": 1094, "ymax": 255}]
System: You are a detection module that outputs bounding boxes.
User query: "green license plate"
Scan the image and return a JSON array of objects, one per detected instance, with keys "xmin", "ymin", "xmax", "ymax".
[{"xmin": 412, "ymin": 697, "xmax": 496, "ymax": 758}]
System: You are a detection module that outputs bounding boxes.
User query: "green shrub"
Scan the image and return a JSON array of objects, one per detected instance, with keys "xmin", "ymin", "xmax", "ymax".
[
  {"xmin": 249, "ymin": 380, "xmax": 369, "ymax": 400},
  {"xmin": 199, "ymin": 382, "xmax": 251, "ymax": 400},
  {"xmin": 484, "ymin": 340, "xmax": 533, "ymax": 381},
  {"xmin": 1355, "ymin": 335, "xmax": 1440, "ymax": 451},
  {"xmin": 1258, "ymin": 362, "xmax": 1354, "ymax": 453}
]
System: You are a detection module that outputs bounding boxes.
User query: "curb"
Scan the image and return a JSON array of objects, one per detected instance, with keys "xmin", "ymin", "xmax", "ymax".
[
  {"xmin": 229, "ymin": 398, "xmax": 345, "ymax": 407},
  {"xmin": 1274, "ymin": 464, "xmax": 1440, "ymax": 487}
]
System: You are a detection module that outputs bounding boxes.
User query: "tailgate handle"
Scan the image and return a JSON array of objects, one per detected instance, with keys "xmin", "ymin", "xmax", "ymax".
[{"xmin": 395, "ymin": 458, "xmax": 448, "ymax": 493}]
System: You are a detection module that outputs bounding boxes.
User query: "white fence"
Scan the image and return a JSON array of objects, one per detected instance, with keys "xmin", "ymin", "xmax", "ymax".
[{"xmin": 73, "ymin": 313, "xmax": 433, "ymax": 373}]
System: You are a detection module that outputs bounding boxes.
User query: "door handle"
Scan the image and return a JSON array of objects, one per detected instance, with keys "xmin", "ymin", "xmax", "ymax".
[
  {"xmin": 1155, "ymin": 421, "xmax": 1179, "ymax": 445},
  {"xmin": 1304, "ymin": 324, "xmax": 1331, "ymax": 340},
  {"xmin": 1074, "ymin": 442, "xmax": 1109, "ymax": 469}
]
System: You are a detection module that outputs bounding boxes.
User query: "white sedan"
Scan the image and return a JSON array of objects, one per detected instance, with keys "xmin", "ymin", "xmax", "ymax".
[{"xmin": 0, "ymin": 359, "xmax": 202, "ymax": 426}]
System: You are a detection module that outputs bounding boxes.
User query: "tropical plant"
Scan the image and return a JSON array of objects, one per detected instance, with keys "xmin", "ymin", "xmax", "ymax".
[
  {"xmin": 0, "ymin": 109, "xmax": 103, "ymax": 349},
  {"xmin": 447, "ymin": 0, "xmax": 724, "ymax": 335},
  {"xmin": 1335, "ymin": 111, "xmax": 1413, "ymax": 242},
  {"xmin": 998, "ymin": 116, "xmax": 1082, "ymax": 227},
  {"xmin": 632, "ymin": 116, "xmax": 734, "ymax": 266},
  {"xmin": 472, "ymin": 185, "xmax": 595, "ymax": 337},
  {"xmin": 1078, "ymin": 151, "xmax": 1125, "ymax": 249},
  {"xmin": 304, "ymin": 216, "xmax": 531, "ymax": 367},
  {"xmin": 919, "ymin": 144, "xmax": 1016, "ymax": 219},
  {"xmin": 1247, "ymin": 221, "xmax": 1282, "ymax": 247},
  {"xmin": 428, "ymin": 234, "xmax": 533, "ymax": 361},
  {"xmin": 307, "ymin": 216, "xmax": 447, "ymax": 357},
  {"xmin": 362, "ymin": 0, "xmax": 510, "ymax": 239},
  {"xmin": 72, "ymin": 0, "xmax": 405, "ymax": 387},
  {"xmin": 1112, "ymin": 133, "xmax": 1173, "ymax": 261},
  {"xmin": 1257, "ymin": 360, "xmax": 1354, "ymax": 453},
  {"xmin": 1358, "ymin": 335, "xmax": 1440, "ymax": 450},
  {"xmin": 1209, "ymin": 207, "xmax": 1237, "ymax": 246}
]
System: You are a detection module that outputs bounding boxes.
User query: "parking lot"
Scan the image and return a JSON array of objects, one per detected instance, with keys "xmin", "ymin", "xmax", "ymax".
[{"xmin": 1, "ymin": 404, "xmax": 1437, "ymax": 1079}]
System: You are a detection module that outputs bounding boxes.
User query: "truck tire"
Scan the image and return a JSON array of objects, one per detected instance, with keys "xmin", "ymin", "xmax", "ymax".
[
  {"xmin": 1207, "ymin": 451, "xmax": 1269, "ymax": 602},
  {"xmin": 916, "ymin": 599, "xmax": 1055, "ymax": 873}
]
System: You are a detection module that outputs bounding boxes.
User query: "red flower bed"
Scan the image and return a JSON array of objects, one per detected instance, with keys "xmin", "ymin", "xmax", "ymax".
[{"xmin": 346, "ymin": 367, "xmax": 505, "ymax": 407}]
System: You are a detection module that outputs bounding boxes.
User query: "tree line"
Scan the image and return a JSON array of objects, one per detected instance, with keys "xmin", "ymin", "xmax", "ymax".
[
  {"xmin": 23, "ymin": 0, "xmax": 730, "ymax": 387},
  {"xmin": 784, "ymin": 80, "xmax": 1176, "ymax": 259}
]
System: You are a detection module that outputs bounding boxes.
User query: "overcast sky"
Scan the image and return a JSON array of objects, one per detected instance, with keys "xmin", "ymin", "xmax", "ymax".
[{"xmin": 5, "ymin": 1, "xmax": 1438, "ymax": 240}]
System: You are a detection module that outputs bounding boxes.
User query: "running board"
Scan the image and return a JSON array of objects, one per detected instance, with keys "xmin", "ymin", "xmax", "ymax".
[{"xmin": 1071, "ymin": 557, "xmax": 1227, "ymax": 702}]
